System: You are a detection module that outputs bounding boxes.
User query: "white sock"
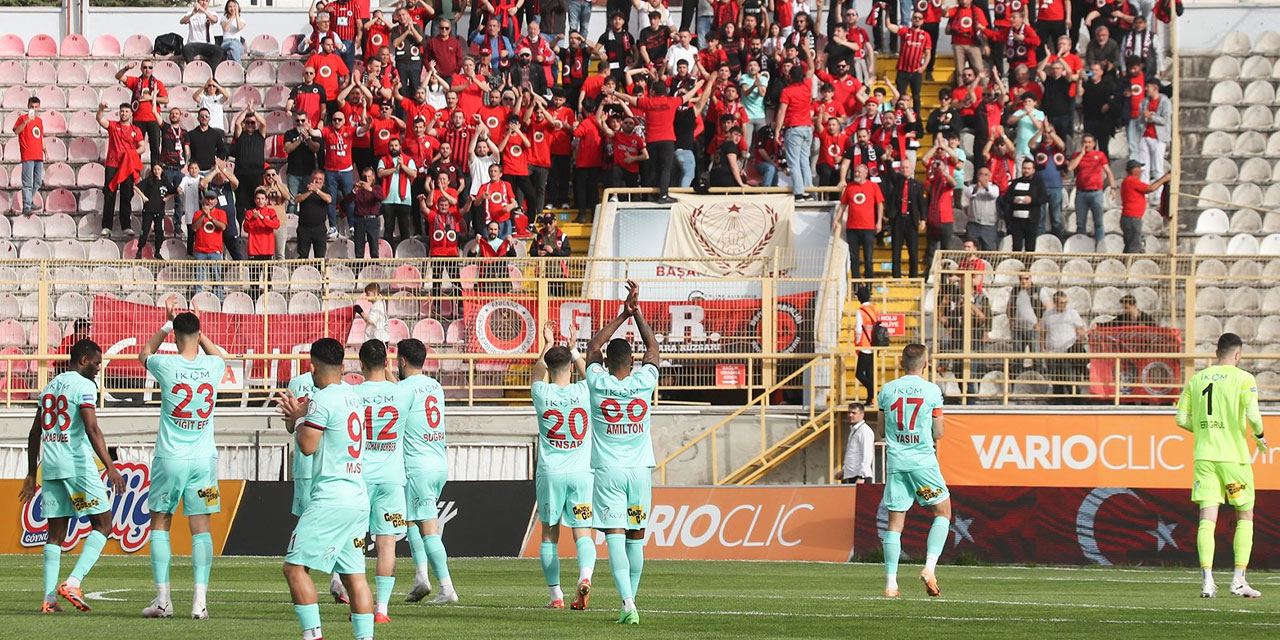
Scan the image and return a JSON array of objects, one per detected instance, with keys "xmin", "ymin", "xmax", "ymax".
[
  {"xmin": 303, "ymin": 628, "xmax": 323, "ymax": 640},
  {"xmin": 415, "ymin": 566, "xmax": 431, "ymax": 585},
  {"xmin": 1233, "ymin": 568, "xmax": 1246, "ymax": 583},
  {"xmin": 193, "ymin": 584, "xmax": 208, "ymax": 607},
  {"xmin": 622, "ymin": 597, "xmax": 636, "ymax": 612},
  {"xmin": 439, "ymin": 577, "xmax": 454, "ymax": 594},
  {"xmin": 549, "ymin": 585, "xmax": 563, "ymax": 601},
  {"xmin": 156, "ymin": 583, "xmax": 171, "ymax": 603},
  {"xmin": 925, "ymin": 554, "xmax": 939, "ymax": 573},
  {"xmin": 886, "ymin": 574, "xmax": 899, "ymax": 590},
  {"xmin": 44, "ymin": 594, "xmax": 57, "ymax": 605},
  {"xmin": 65, "ymin": 576, "xmax": 81, "ymax": 589},
  {"xmin": 579, "ymin": 565, "xmax": 593, "ymax": 583},
  {"xmin": 375, "ymin": 601, "xmax": 387, "ymax": 615},
  {"xmin": 1202, "ymin": 568, "xmax": 1214, "ymax": 582}
]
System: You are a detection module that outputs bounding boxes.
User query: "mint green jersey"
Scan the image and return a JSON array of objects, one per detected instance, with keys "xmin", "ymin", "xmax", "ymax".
[
  {"xmin": 585, "ymin": 362, "xmax": 658, "ymax": 469},
  {"xmin": 300, "ymin": 382, "xmax": 368, "ymax": 510},
  {"xmin": 287, "ymin": 372, "xmax": 318, "ymax": 479},
  {"xmin": 37, "ymin": 371, "xmax": 100, "ymax": 480},
  {"xmin": 1177, "ymin": 365, "xmax": 1263, "ymax": 464},
  {"xmin": 532, "ymin": 380, "xmax": 592, "ymax": 475},
  {"xmin": 146, "ymin": 353, "xmax": 226, "ymax": 459},
  {"xmin": 876, "ymin": 374, "xmax": 945, "ymax": 472},
  {"xmin": 357, "ymin": 379, "xmax": 414, "ymax": 485},
  {"xmin": 399, "ymin": 374, "xmax": 447, "ymax": 471}
]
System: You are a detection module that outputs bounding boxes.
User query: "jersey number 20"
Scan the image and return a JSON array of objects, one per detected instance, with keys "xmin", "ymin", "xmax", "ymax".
[{"xmin": 544, "ymin": 407, "xmax": 588, "ymax": 441}]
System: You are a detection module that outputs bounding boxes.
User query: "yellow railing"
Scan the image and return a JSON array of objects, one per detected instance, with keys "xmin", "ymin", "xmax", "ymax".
[{"xmin": 655, "ymin": 354, "xmax": 844, "ymax": 484}]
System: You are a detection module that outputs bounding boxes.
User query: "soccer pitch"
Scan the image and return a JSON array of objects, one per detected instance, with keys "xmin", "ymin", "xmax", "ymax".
[{"xmin": 2, "ymin": 556, "xmax": 1278, "ymax": 638}]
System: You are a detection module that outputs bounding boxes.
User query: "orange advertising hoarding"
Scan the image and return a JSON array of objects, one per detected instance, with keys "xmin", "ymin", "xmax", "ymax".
[
  {"xmin": 520, "ymin": 485, "xmax": 856, "ymax": 561},
  {"xmin": 939, "ymin": 413, "xmax": 1280, "ymax": 489}
]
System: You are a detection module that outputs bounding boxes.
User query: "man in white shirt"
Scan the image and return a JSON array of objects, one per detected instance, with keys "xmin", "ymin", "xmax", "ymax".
[
  {"xmin": 180, "ymin": 0, "xmax": 224, "ymax": 67},
  {"xmin": 1036, "ymin": 290, "xmax": 1085, "ymax": 402},
  {"xmin": 835, "ymin": 403, "xmax": 874, "ymax": 484},
  {"xmin": 666, "ymin": 31, "xmax": 699, "ymax": 76},
  {"xmin": 965, "ymin": 167, "xmax": 1000, "ymax": 251}
]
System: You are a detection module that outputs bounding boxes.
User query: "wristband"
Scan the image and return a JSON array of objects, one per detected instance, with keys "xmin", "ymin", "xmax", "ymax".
[
  {"xmin": 569, "ymin": 348, "xmax": 581, "ymax": 361},
  {"xmin": 161, "ymin": 321, "xmax": 174, "ymax": 333}
]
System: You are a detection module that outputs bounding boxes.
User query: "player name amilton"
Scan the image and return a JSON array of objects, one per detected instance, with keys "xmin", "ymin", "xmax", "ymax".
[{"xmin": 605, "ymin": 424, "xmax": 646, "ymax": 435}]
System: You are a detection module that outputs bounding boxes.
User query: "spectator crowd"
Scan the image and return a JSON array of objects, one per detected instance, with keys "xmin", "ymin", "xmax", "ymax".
[{"xmin": 10, "ymin": 0, "xmax": 1177, "ymax": 286}]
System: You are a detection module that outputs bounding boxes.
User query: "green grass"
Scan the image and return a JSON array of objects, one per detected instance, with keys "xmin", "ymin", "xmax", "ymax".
[{"xmin": 1, "ymin": 555, "xmax": 1279, "ymax": 638}]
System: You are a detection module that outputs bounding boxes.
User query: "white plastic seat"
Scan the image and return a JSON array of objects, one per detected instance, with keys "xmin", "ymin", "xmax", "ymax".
[
  {"xmin": 88, "ymin": 266, "xmax": 119, "ymax": 293},
  {"xmin": 1059, "ymin": 258, "xmax": 1094, "ymax": 286},
  {"xmin": 1094, "ymin": 258, "xmax": 1127, "ymax": 285},
  {"xmin": 1229, "ymin": 209, "xmax": 1263, "ymax": 233},
  {"xmin": 1229, "ymin": 258, "xmax": 1262, "ymax": 284},
  {"xmin": 288, "ymin": 291, "xmax": 322, "ymax": 314},
  {"xmin": 1225, "ymin": 315, "xmax": 1257, "ymax": 342},
  {"xmin": 54, "ymin": 292, "xmax": 89, "ymax": 319},
  {"xmin": 190, "ymin": 291, "xmax": 221, "ymax": 314},
  {"xmin": 977, "ymin": 370, "xmax": 1006, "ymax": 399},
  {"xmin": 1264, "ymin": 288, "xmax": 1280, "ymax": 314},
  {"xmin": 1063, "ymin": 286, "xmax": 1091, "ymax": 316},
  {"xmin": 1224, "ymin": 31, "xmax": 1252, "ymax": 55},
  {"xmin": 255, "ymin": 291, "xmax": 286, "ymax": 314},
  {"xmin": 1241, "ymin": 104, "xmax": 1272, "ymax": 129},
  {"xmin": 988, "ymin": 314, "xmax": 1011, "ymax": 341},
  {"xmin": 85, "ymin": 238, "xmax": 119, "ymax": 260},
  {"xmin": 991, "ymin": 259, "xmax": 1025, "ymax": 287},
  {"xmin": 1243, "ymin": 56, "xmax": 1274, "ymax": 80},
  {"xmin": 1227, "ymin": 233, "xmax": 1260, "ymax": 255},
  {"xmin": 1265, "ymin": 260, "xmax": 1280, "ymax": 279},
  {"xmin": 1211, "ymin": 104, "xmax": 1243, "ymax": 130},
  {"xmin": 1099, "ymin": 233, "xmax": 1124, "ymax": 254},
  {"xmin": 1196, "ymin": 286, "xmax": 1227, "ymax": 313},
  {"xmin": 1244, "ymin": 80, "xmax": 1276, "ymax": 105},
  {"xmin": 1196, "ymin": 258, "xmax": 1228, "ymax": 281},
  {"xmin": 1257, "ymin": 316, "xmax": 1280, "ymax": 343},
  {"xmin": 1062, "ymin": 234, "xmax": 1094, "ymax": 253},
  {"xmin": 1259, "ymin": 233, "xmax": 1280, "ymax": 254},
  {"xmin": 12, "ymin": 215, "xmax": 44, "ymax": 239},
  {"xmin": 0, "ymin": 293, "xmax": 18, "ymax": 320},
  {"xmin": 1028, "ymin": 258, "xmax": 1060, "ymax": 285},
  {"xmin": 1205, "ymin": 158, "xmax": 1238, "ymax": 182},
  {"xmin": 1211, "ymin": 81, "xmax": 1244, "ymax": 105},
  {"xmin": 1209, "ymin": 56, "xmax": 1241, "ymax": 80},
  {"xmin": 52, "ymin": 239, "xmax": 87, "ymax": 260},
  {"xmin": 1265, "ymin": 210, "xmax": 1280, "ymax": 233},
  {"xmin": 1198, "ymin": 183, "xmax": 1231, "ymax": 209},
  {"xmin": 1228, "ymin": 286, "xmax": 1262, "ymax": 314},
  {"xmin": 328, "ymin": 264, "xmax": 357, "ymax": 292},
  {"xmin": 1035, "ymin": 234, "xmax": 1062, "ymax": 253},
  {"xmin": 1240, "ymin": 157, "xmax": 1270, "ymax": 182},
  {"xmin": 1127, "ymin": 258, "xmax": 1161, "ymax": 285},
  {"xmin": 1196, "ymin": 315, "xmax": 1224, "ymax": 339},
  {"xmin": 395, "ymin": 238, "xmax": 427, "ymax": 258},
  {"xmin": 1195, "ymin": 234, "xmax": 1228, "ymax": 255},
  {"xmin": 290, "ymin": 265, "xmax": 324, "ymax": 291},
  {"xmin": 1259, "ymin": 31, "xmax": 1280, "ymax": 55},
  {"xmin": 1237, "ymin": 131, "xmax": 1266, "ymax": 156}
]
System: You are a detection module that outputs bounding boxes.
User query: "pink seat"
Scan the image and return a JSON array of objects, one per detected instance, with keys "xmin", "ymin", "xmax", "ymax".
[
  {"xmin": 182, "ymin": 60, "xmax": 212, "ymax": 86},
  {"xmin": 123, "ymin": 238, "xmax": 154, "ymax": 260},
  {"xmin": 0, "ymin": 34, "xmax": 23, "ymax": 57},
  {"xmin": 1, "ymin": 85, "xmax": 29, "ymax": 109},
  {"xmin": 0, "ymin": 346, "xmax": 29, "ymax": 375},
  {"xmin": 248, "ymin": 34, "xmax": 280, "ymax": 56},
  {"xmin": 43, "ymin": 137, "xmax": 67, "ymax": 162},
  {"xmin": 0, "ymin": 375, "xmax": 33, "ymax": 402},
  {"xmin": 277, "ymin": 60, "xmax": 304, "ymax": 84},
  {"xmin": 0, "ymin": 59, "xmax": 22, "ymax": 83},
  {"xmin": 246, "ymin": 60, "xmax": 275, "ymax": 84},
  {"xmin": 413, "ymin": 318, "xmax": 446, "ymax": 344},
  {"xmin": 281, "ymin": 34, "xmax": 304, "ymax": 56},
  {"xmin": 390, "ymin": 264, "xmax": 422, "ymax": 291},
  {"xmin": 68, "ymin": 137, "xmax": 101, "ymax": 163},
  {"xmin": 5, "ymin": 164, "xmax": 16, "ymax": 188},
  {"xmin": 342, "ymin": 372, "xmax": 365, "ymax": 386},
  {"xmin": 25, "ymin": 60, "xmax": 56, "ymax": 85},
  {"xmin": 168, "ymin": 84, "xmax": 196, "ymax": 109},
  {"xmin": 100, "ymin": 84, "xmax": 131, "ymax": 106},
  {"xmin": 11, "ymin": 192, "xmax": 42, "ymax": 213},
  {"xmin": 214, "ymin": 59, "xmax": 244, "ymax": 84},
  {"xmin": 265, "ymin": 109, "xmax": 291, "ymax": 135},
  {"xmin": 67, "ymin": 86, "xmax": 98, "ymax": 109},
  {"xmin": 87, "ymin": 60, "xmax": 118, "ymax": 85},
  {"xmin": 35, "ymin": 85, "xmax": 67, "ymax": 109},
  {"xmin": 41, "ymin": 110, "xmax": 66, "ymax": 134},
  {"xmin": 90, "ymin": 34, "xmax": 121, "ymax": 57},
  {"xmin": 387, "ymin": 319, "xmax": 410, "ymax": 343},
  {"xmin": 78, "ymin": 193, "xmax": 103, "ymax": 217},
  {"xmin": 69, "ymin": 110, "xmax": 98, "ymax": 135},
  {"xmin": 77, "ymin": 163, "xmax": 105, "ymax": 188},
  {"xmin": 43, "ymin": 162, "xmax": 75, "ymax": 188},
  {"xmin": 60, "ymin": 34, "xmax": 90, "ymax": 57},
  {"xmin": 262, "ymin": 84, "xmax": 290, "ymax": 109},
  {"xmin": 152, "ymin": 60, "xmax": 181, "ymax": 86},
  {"xmin": 1, "ymin": 138, "xmax": 16, "ymax": 163},
  {"xmin": 27, "ymin": 34, "xmax": 57, "ymax": 57},
  {"xmin": 43, "ymin": 189, "xmax": 76, "ymax": 214},
  {"xmin": 123, "ymin": 34, "xmax": 152, "ymax": 57},
  {"xmin": 231, "ymin": 85, "xmax": 261, "ymax": 109}
]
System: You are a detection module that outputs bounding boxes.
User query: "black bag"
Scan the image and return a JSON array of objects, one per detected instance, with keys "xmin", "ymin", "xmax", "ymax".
[
  {"xmin": 871, "ymin": 323, "xmax": 891, "ymax": 347},
  {"xmin": 153, "ymin": 33, "xmax": 184, "ymax": 56}
]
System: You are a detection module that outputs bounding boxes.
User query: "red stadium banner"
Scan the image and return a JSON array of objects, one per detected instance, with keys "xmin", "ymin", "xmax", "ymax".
[
  {"xmin": 937, "ymin": 413, "xmax": 1280, "ymax": 489},
  {"xmin": 1, "ymin": 461, "xmax": 244, "ymax": 555},
  {"xmin": 89, "ymin": 295, "xmax": 355, "ymax": 387},
  {"xmin": 1086, "ymin": 325, "xmax": 1183, "ymax": 401},
  {"xmin": 855, "ymin": 484, "xmax": 1280, "ymax": 568},
  {"xmin": 521, "ymin": 486, "xmax": 857, "ymax": 561},
  {"xmin": 461, "ymin": 292, "xmax": 816, "ymax": 355}
]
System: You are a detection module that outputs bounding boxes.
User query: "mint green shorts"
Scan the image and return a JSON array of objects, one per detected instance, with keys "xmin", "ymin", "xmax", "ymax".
[
  {"xmin": 367, "ymin": 482, "xmax": 407, "ymax": 535},
  {"xmin": 404, "ymin": 467, "xmax": 447, "ymax": 523},
  {"xmin": 41, "ymin": 474, "xmax": 110, "ymax": 519},
  {"xmin": 285, "ymin": 505, "xmax": 369, "ymax": 575},
  {"xmin": 592, "ymin": 467, "xmax": 652, "ymax": 530},
  {"xmin": 536, "ymin": 471, "xmax": 594, "ymax": 527},
  {"xmin": 883, "ymin": 467, "xmax": 950, "ymax": 512},
  {"xmin": 291, "ymin": 476, "xmax": 313, "ymax": 517},
  {"xmin": 149, "ymin": 456, "xmax": 220, "ymax": 516}
]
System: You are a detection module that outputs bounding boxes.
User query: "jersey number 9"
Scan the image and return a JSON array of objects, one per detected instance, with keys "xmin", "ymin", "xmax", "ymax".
[{"xmin": 346, "ymin": 411, "xmax": 364, "ymax": 457}]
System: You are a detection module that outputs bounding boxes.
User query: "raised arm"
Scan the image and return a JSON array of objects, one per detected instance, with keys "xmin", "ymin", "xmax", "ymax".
[
  {"xmin": 585, "ymin": 293, "xmax": 633, "ymax": 366},
  {"xmin": 139, "ymin": 296, "xmax": 182, "ymax": 363},
  {"xmin": 625, "ymin": 280, "xmax": 660, "ymax": 366}
]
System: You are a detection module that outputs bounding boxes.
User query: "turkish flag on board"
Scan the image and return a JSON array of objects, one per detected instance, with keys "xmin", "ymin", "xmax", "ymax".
[{"xmin": 89, "ymin": 295, "xmax": 354, "ymax": 386}]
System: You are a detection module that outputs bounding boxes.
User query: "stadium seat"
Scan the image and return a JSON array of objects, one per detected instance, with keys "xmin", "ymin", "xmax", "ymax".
[
  {"xmin": 1057, "ymin": 258, "xmax": 1094, "ymax": 286},
  {"xmin": 67, "ymin": 86, "xmax": 98, "ymax": 110},
  {"xmin": 86, "ymin": 238, "xmax": 120, "ymax": 260},
  {"xmin": 256, "ymin": 291, "xmax": 287, "ymax": 314},
  {"xmin": 386, "ymin": 318, "xmax": 410, "ymax": 343},
  {"xmin": 1208, "ymin": 55, "xmax": 1241, "ymax": 80},
  {"xmin": 100, "ymin": 83, "xmax": 131, "ymax": 106},
  {"xmin": 327, "ymin": 237, "xmax": 355, "ymax": 259},
  {"xmin": 16, "ymin": 291, "xmax": 35, "ymax": 316},
  {"xmin": 285, "ymin": 291, "xmax": 319, "ymax": 314},
  {"xmin": 248, "ymin": 33, "xmax": 281, "ymax": 57},
  {"xmin": 1200, "ymin": 132, "xmax": 1234, "ymax": 157},
  {"xmin": 0, "ymin": 217, "xmax": 10, "ymax": 237},
  {"xmin": 68, "ymin": 110, "xmax": 98, "ymax": 136},
  {"xmin": 1224, "ymin": 31, "xmax": 1252, "ymax": 55},
  {"xmin": 1195, "ymin": 208, "xmax": 1230, "ymax": 235},
  {"xmin": 1205, "ymin": 158, "xmax": 1237, "ymax": 182},
  {"xmin": 0, "ymin": 294, "xmax": 17, "ymax": 321},
  {"xmin": 216, "ymin": 59, "xmax": 245, "ymax": 85},
  {"xmin": 1195, "ymin": 260, "xmax": 1228, "ymax": 286},
  {"xmin": 182, "ymin": 60, "xmax": 213, "ymax": 86},
  {"xmin": 88, "ymin": 266, "xmax": 119, "ymax": 293},
  {"xmin": 1210, "ymin": 81, "xmax": 1243, "ymax": 106},
  {"xmin": 412, "ymin": 318, "xmax": 445, "ymax": 344},
  {"xmin": 395, "ymin": 238, "xmax": 427, "ymax": 258},
  {"xmin": 328, "ymin": 264, "xmax": 357, "ymax": 291},
  {"xmin": 152, "ymin": 60, "xmax": 181, "ymax": 86},
  {"xmin": 277, "ymin": 60, "xmax": 304, "ymax": 84},
  {"xmin": 36, "ymin": 85, "xmax": 67, "ymax": 109},
  {"xmin": 1229, "ymin": 258, "xmax": 1262, "ymax": 284},
  {"xmin": 1258, "ymin": 316, "xmax": 1280, "ymax": 343},
  {"xmin": 123, "ymin": 34, "xmax": 152, "ymax": 57},
  {"xmin": 51, "ymin": 239, "xmax": 85, "ymax": 260},
  {"xmin": 261, "ymin": 84, "xmax": 290, "ymax": 110},
  {"xmin": 123, "ymin": 291, "xmax": 153, "ymax": 307},
  {"xmin": 54, "ymin": 292, "xmax": 89, "ymax": 319},
  {"xmin": 51, "ymin": 265, "xmax": 86, "ymax": 293},
  {"xmin": 989, "ymin": 259, "xmax": 1025, "ymax": 287},
  {"xmin": 0, "ymin": 137, "xmax": 18, "ymax": 162},
  {"xmin": 280, "ymin": 33, "xmax": 304, "ymax": 56},
  {"xmin": 1196, "ymin": 286, "xmax": 1227, "ymax": 314},
  {"xmin": 0, "ymin": 319, "xmax": 22, "ymax": 346},
  {"xmin": 244, "ymin": 60, "xmax": 276, "ymax": 85},
  {"xmin": 121, "ymin": 264, "xmax": 153, "ymax": 292},
  {"xmin": 87, "ymin": 60, "xmax": 118, "ymax": 85},
  {"xmin": 1, "ymin": 85, "xmax": 28, "ymax": 109},
  {"xmin": 1225, "ymin": 315, "xmax": 1257, "ymax": 342},
  {"xmin": 27, "ymin": 34, "xmax": 57, "ymax": 57},
  {"xmin": 1228, "ymin": 286, "xmax": 1262, "ymax": 314},
  {"xmin": 25, "ymin": 60, "xmax": 55, "ymax": 85},
  {"xmin": 43, "ymin": 191, "xmax": 78, "ymax": 217},
  {"xmin": 77, "ymin": 163, "xmax": 105, "ymax": 188},
  {"xmin": 390, "ymin": 264, "xmax": 422, "ymax": 291},
  {"xmin": 60, "ymin": 34, "xmax": 89, "ymax": 57},
  {"xmin": 386, "ymin": 291, "xmax": 416, "ymax": 318},
  {"xmin": 0, "ymin": 59, "xmax": 20, "ymax": 83},
  {"xmin": 1058, "ymin": 234, "xmax": 1093, "ymax": 254},
  {"xmin": 217, "ymin": 291, "xmax": 251, "ymax": 315},
  {"xmin": 157, "ymin": 238, "xmax": 185, "ymax": 260},
  {"xmin": 1259, "ymin": 30, "xmax": 1280, "ymax": 55},
  {"xmin": 1228, "ymin": 233, "xmax": 1261, "ymax": 255},
  {"xmin": 40, "ymin": 109, "xmax": 66, "ymax": 134},
  {"xmin": 19, "ymin": 239, "xmax": 51, "ymax": 260},
  {"xmin": 1029, "ymin": 258, "xmax": 1060, "ymax": 285},
  {"xmin": 1259, "ymin": 233, "xmax": 1280, "ymax": 254},
  {"xmin": 1097, "ymin": 233, "xmax": 1123, "ymax": 254},
  {"xmin": 1237, "ymin": 131, "xmax": 1266, "ymax": 156},
  {"xmin": 1126, "ymin": 258, "xmax": 1161, "ymax": 286},
  {"xmin": 1244, "ymin": 80, "xmax": 1275, "ymax": 105},
  {"xmin": 90, "ymin": 34, "xmax": 121, "ymax": 57},
  {"xmin": 231, "ymin": 84, "xmax": 262, "ymax": 110},
  {"xmin": 1207, "ymin": 105, "xmax": 1241, "ymax": 130},
  {"xmin": 290, "ymin": 265, "xmax": 323, "ymax": 291},
  {"xmin": 1034, "ymin": 234, "xmax": 1062, "ymax": 253},
  {"xmin": 67, "ymin": 136, "xmax": 100, "ymax": 163},
  {"xmin": 12, "ymin": 215, "xmax": 44, "ymax": 239},
  {"xmin": 1229, "ymin": 209, "xmax": 1263, "ymax": 234},
  {"xmin": 190, "ymin": 291, "xmax": 221, "ymax": 314},
  {"xmin": 1242, "ymin": 105, "xmax": 1272, "ymax": 130},
  {"xmin": 1194, "ymin": 234, "xmax": 1227, "ymax": 255},
  {"xmin": 1195, "ymin": 315, "xmax": 1224, "ymax": 340},
  {"xmin": 0, "ymin": 34, "xmax": 22, "ymax": 57},
  {"xmin": 44, "ymin": 162, "xmax": 75, "ymax": 188}
]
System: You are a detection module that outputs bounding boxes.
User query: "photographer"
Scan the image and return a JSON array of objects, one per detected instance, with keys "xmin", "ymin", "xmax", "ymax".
[{"xmin": 531, "ymin": 214, "xmax": 572, "ymax": 297}]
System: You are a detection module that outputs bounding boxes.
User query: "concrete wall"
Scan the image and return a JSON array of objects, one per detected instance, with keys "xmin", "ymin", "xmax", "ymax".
[{"xmin": 1179, "ymin": 5, "xmax": 1280, "ymax": 52}]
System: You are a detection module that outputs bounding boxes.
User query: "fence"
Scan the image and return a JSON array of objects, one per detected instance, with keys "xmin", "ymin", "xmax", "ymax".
[
  {"xmin": 928, "ymin": 250, "xmax": 1280, "ymax": 404},
  {"xmin": 0, "ymin": 254, "xmax": 837, "ymax": 407}
]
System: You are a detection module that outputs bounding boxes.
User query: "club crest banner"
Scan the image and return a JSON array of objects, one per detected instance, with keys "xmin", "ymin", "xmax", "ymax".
[{"xmin": 661, "ymin": 194, "xmax": 796, "ymax": 277}]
